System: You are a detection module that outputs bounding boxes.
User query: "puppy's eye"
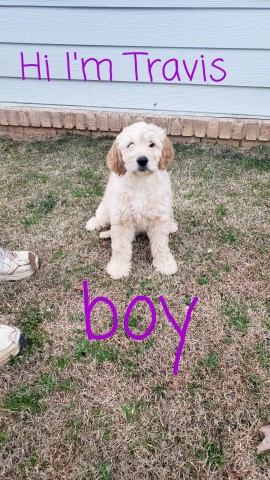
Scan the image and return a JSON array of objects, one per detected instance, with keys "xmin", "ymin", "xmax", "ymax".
[
  {"xmin": 149, "ymin": 142, "xmax": 155, "ymax": 148},
  {"xmin": 127, "ymin": 142, "xmax": 134, "ymax": 148}
]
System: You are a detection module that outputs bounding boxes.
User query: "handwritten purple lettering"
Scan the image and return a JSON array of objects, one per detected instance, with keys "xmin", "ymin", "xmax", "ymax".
[
  {"xmin": 19, "ymin": 51, "xmax": 227, "ymax": 84},
  {"xmin": 83, "ymin": 279, "xmax": 198, "ymax": 375}
]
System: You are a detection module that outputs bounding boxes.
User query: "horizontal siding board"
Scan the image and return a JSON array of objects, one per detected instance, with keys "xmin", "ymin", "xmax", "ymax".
[
  {"xmin": 1, "ymin": 45, "xmax": 270, "ymax": 88},
  {"xmin": 0, "ymin": 78, "xmax": 269, "ymax": 118},
  {"xmin": 1, "ymin": 1, "xmax": 270, "ymax": 8},
  {"xmin": 1, "ymin": 8, "xmax": 270, "ymax": 49}
]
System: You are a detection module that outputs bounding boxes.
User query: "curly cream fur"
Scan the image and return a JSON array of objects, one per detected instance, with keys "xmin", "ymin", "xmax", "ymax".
[{"xmin": 86, "ymin": 122, "xmax": 178, "ymax": 279}]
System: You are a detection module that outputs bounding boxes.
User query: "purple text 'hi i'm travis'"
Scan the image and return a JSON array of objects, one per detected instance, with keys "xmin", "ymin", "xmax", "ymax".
[{"xmin": 83, "ymin": 280, "xmax": 198, "ymax": 375}]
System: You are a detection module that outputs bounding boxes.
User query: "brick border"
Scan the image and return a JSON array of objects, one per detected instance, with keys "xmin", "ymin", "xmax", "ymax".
[{"xmin": 0, "ymin": 107, "xmax": 270, "ymax": 147}]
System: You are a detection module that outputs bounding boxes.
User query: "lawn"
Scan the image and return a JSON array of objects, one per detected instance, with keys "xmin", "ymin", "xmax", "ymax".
[{"xmin": 0, "ymin": 134, "xmax": 269, "ymax": 480}]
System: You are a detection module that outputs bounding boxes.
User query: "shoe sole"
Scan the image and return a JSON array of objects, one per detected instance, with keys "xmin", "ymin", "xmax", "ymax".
[{"xmin": 0, "ymin": 332, "xmax": 25, "ymax": 366}]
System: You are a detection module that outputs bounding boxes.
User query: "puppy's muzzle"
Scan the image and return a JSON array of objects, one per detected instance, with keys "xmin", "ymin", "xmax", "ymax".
[{"xmin": 137, "ymin": 156, "xmax": 149, "ymax": 171}]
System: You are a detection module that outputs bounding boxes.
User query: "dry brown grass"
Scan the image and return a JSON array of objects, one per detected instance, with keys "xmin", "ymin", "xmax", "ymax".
[{"xmin": 0, "ymin": 135, "xmax": 269, "ymax": 480}]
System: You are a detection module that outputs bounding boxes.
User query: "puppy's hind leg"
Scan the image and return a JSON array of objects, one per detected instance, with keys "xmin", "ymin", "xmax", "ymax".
[{"xmin": 86, "ymin": 202, "xmax": 110, "ymax": 232}]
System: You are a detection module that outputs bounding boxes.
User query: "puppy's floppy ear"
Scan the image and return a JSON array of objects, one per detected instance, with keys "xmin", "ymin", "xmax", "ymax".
[
  {"xmin": 107, "ymin": 140, "xmax": 126, "ymax": 176},
  {"xmin": 159, "ymin": 137, "xmax": 174, "ymax": 170}
]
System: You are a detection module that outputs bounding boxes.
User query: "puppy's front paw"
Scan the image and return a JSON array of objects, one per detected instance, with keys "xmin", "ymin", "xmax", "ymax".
[
  {"xmin": 106, "ymin": 259, "xmax": 131, "ymax": 279},
  {"xmin": 170, "ymin": 221, "xmax": 178, "ymax": 233},
  {"xmin": 86, "ymin": 217, "xmax": 99, "ymax": 231},
  {"xmin": 153, "ymin": 254, "xmax": 177, "ymax": 275},
  {"xmin": 99, "ymin": 230, "xmax": 111, "ymax": 239}
]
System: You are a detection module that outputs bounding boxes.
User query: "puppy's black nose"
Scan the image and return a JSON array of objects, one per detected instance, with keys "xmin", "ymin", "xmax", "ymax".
[{"xmin": 137, "ymin": 156, "xmax": 148, "ymax": 167}]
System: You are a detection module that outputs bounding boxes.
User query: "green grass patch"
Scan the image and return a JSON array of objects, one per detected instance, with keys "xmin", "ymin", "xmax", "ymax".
[
  {"xmin": 3, "ymin": 386, "xmax": 44, "ymax": 414},
  {"xmin": 197, "ymin": 352, "xmax": 220, "ymax": 372},
  {"xmin": 202, "ymin": 170, "xmax": 214, "ymax": 181},
  {"xmin": 152, "ymin": 384, "xmax": 167, "ymax": 399},
  {"xmin": 144, "ymin": 338, "xmax": 154, "ymax": 350},
  {"xmin": 77, "ymin": 168, "xmax": 94, "ymax": 181},
  {"xmin": 0, "ymin": 428, "xmax": 6, "ymax": 444},
  {"xmin": 28, "ymin": 454, "xmax": 39, "ymax": 468},
  {"xmin": 52, "ymin": 249, "xmax": 66, "ymax": 261},
  {"xmin": 218, "ymin": 227, "xmax": 239, "ymax": 244},
  {"xmin": 121, "ymin": 401, "xmax": 144, "ymax": 423},
  {"xmin": 68, "ymin": 311, "xmax": 85, "ymax": 322},
  {"xmin": 242, "ymin": 344, "xmax": 270, "ymax": 373},
  {"xmin": 216, "ymin": 203, "xmax": 227, "ymax": 218},
  {"xmin": 245, "ymin": 374, "xmax": 262, "ymax": 397},
  {"xmin": 97, "ymin": 462, "xmax": 113, "ymax": 480},
  {"xmin": 17, "ymin": 300, "xmax": 50, "ymax": 353},
  {"xmin": 223, "ymin": 336, "xmax": 233, "ymax": 345},
  {"xmin": 27, "ymin": 192, "xmax": 57, "ymax": 215},
  {"xmin": 39, "ymin": 374, "xmax": 57, "ymax": 393},
  {"xmin": 83, "ymin": 261, "xmax": 100, "ymax": 275},
  {"xmin": 197, "ymin": 437, "xmax": 225, "ymax": 469},
  {"xmin": 24, "ymin": 173, "xmax": 49, "ymax": 184},
  {"xmin": 74, "ymin": 337, "xmax": 118, "ymax": 363},
  {"xmin": 221, "ymin": 297, "xmax": 250, "ymax": 333},
  {"xmin": 139, "ymin": 278, "xmax": 153, "ymax": 293},
  {"xmin": 53, "ymin": 353, "xmax": 71, "ymax": 370},
  {"xmin": 22, "ymin": 192, "xmax": 57, "ymax": 226},
  {"xmin": 71, "ymin": 185, "xmax": 103, "ymax": 198},
  {"xmin": 197, "ymin": 276, "xmax": 209, "ymax": 286},
  {"xmin": 128, "ymin": 314, "xmax": 142, "ymax": 329}
]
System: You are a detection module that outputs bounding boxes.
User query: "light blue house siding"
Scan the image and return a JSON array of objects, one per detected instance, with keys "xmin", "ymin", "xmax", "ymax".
[{"xmin": 0, "ymin": 1, "xmax": 270, "ymax": 118}]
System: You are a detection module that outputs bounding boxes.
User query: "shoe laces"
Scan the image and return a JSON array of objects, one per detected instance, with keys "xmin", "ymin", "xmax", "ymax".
[{"xmin": 0, "ymin": 247, "xmax": 15, "ymax": 261}]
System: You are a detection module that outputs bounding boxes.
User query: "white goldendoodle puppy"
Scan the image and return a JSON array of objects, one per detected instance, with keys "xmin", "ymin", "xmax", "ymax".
[{"xmin": 85, "ymin": 121, "xmax": 178, "ymax": 279}]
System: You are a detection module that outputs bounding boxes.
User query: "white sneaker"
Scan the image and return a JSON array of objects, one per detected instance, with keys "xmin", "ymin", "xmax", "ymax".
[
  {"xmin": 0, "ymin": 247, "xmax": 39, "ymax": 281},
  {"xmin": 0, "ymin": 325, "xmax": 24, "ymax": 365}
]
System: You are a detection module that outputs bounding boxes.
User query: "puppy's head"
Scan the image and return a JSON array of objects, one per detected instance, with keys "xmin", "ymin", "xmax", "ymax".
[{"xmin": 107, "ymin": 122, "xmax": 174, "ymax": 176}]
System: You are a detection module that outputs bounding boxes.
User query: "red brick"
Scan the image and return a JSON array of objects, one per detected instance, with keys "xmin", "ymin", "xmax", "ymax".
[
  {"xmin": 51, "ymin": 111, "xmax": 62, "ymax": 129},
  {"xmin": 194, "ymin": 118, "xmax": 207, "ymax": 138},
  {"xmin": 0, "ymin": 109, "xmax": 9, "ymax": 126},
  {"xmin": 75, "ymin": 112, "xmax": 86, "ymax": 130},
  {"xmin": 207, "ymin": 120, "xmax": 219, "ymax": 138},
  {"xmin": 154, "ymin": 116, "xmax": 169, "ymax": 131},
  {"xmin": 86, "ymin": 112, "xmax": 97, "ymax": 130},
  {"xmin": 39, "ymin": 110, "xmax": 52, "ymax": 128},
  {"xmin": 92, "ymin": 130, "xmax": 114, "ymax": 138},
  {"xmin": 182, "ymin": 118, "xmax": 193, "ymax": 136},
  {"xmin": 98, "ymin": 112, "xmax": 109, "ymax": 131},
  {"xmin": 121, "ymin": 114, "xmax": 131, "ymax": 129},
  {"xmin": 0, "ymin": 126, "xmax": 24, "ymax": 140},
  {"xmin": 231, "ymin": 120, "xmax": 246, "ymax": 140},
  {"xmin": 62, "ymin": 111, "xmax": 74, "ymax": 129},
  {"xmin": 7, "ymin": 110, "xmax": 20, "ymax": 126},
  {"xmin": 132, "ymin": 115, "xmax": 144, "ymax": 124},
  {"xmin": 258, "ymin": 121, "xmax": 270, "ymax": 141},
  {"xmin": 170, "ymin": 135, "xmax": 200, "ymax": 144},
  {"xmin": 18, "ymin": 110, "xmax": 30, "ymax": 127},
  {"xmin": 0, "ymin": 125, "xmax": 9, "ymax": 134},
  {"xmin": 109, "ymin": 113, "xmax": 121, "ymax": 132},
  {"xmin": 202, "ymin": 137, "xmax": 240, "ymax": 147},
  {"xmin": 75, "ymin": 130, "xmax": 91, "ymax": 136},
  {"xmin": 28, "ymin": 110, "xmax": 41, "ymax": 127},
  {"xmin": 219, "ymin": 119, "xmax": 232, "ymax": 139},
  {"xmin": 217, "ymin": 138, "xmax": 240, "ymax": 147},
  {"xmin": 143, "ymin": 116, "xmax": 155, "ymax": 125},
  {"xmin": 245, "ymin": 120, "xmax": 259, "ymax": 141},
  {"xmin": 23, "ymin": 127, "xmax": 56, "ymax": 139},
  {"xmin": 169, "ymin": 118, "xmax": 182, "ymax": 136},
  {"xmin": 241, "ymin": 139, "xmax": 267, "ymax": 148}
]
